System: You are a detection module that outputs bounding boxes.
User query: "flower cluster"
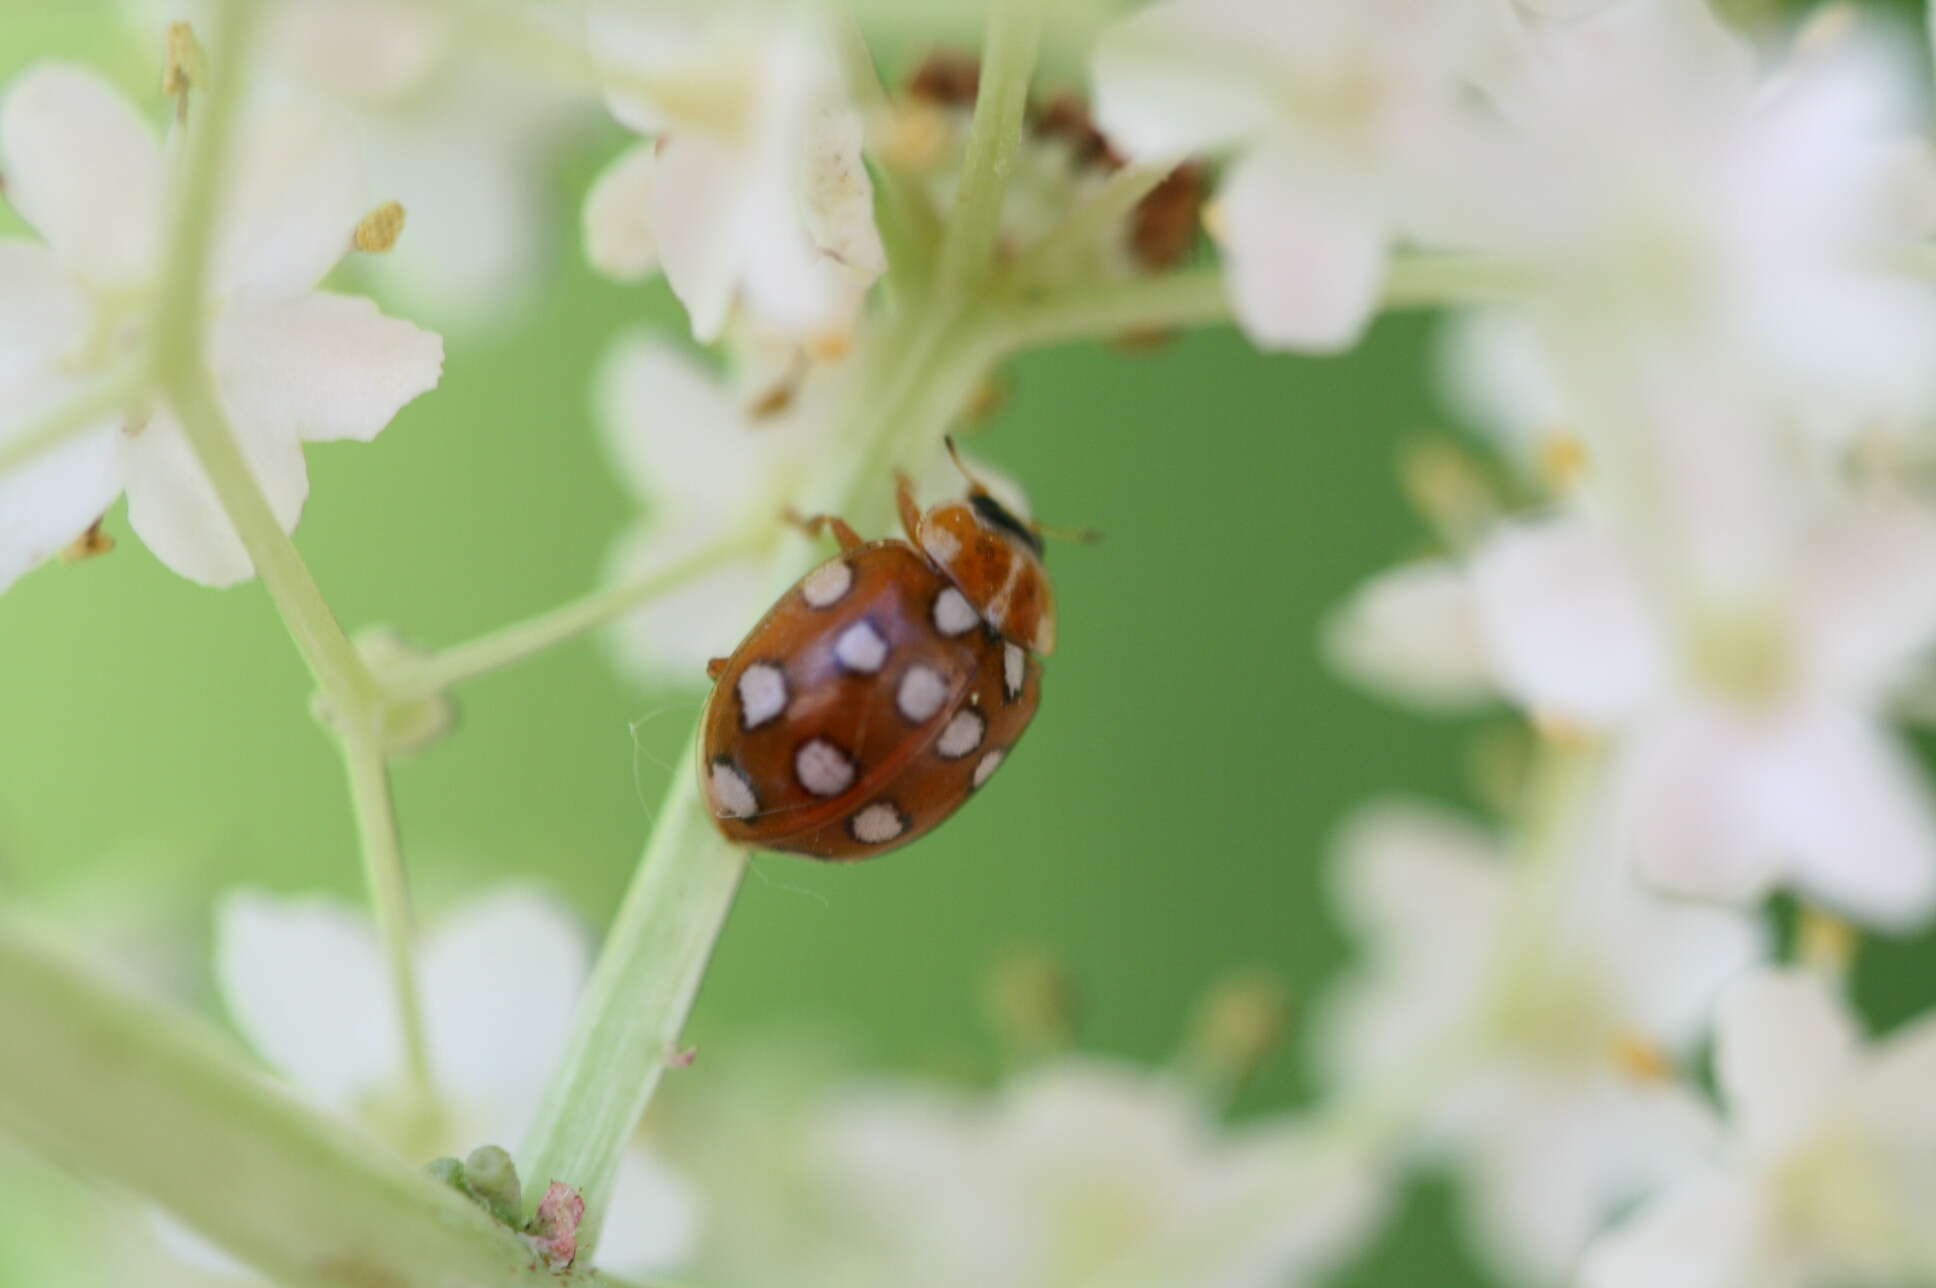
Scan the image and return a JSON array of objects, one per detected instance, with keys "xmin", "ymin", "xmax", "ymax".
[{"xmin": 8, "ymin": 0, "xmax": 1936, "ymax": 1285}]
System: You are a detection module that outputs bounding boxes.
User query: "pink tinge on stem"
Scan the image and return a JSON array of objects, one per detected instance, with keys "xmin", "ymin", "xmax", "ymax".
[{"xmin": 524, "ymin": 1180, "xmax": 585, "ymax": 1269}]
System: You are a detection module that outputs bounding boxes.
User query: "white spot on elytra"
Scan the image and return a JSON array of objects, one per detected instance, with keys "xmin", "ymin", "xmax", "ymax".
[
  {"xmin": 1003, "ymin": 643, "xmax": 1026, "ymax": 700},
  {"xmin": 937, "ymin": 708, "xmax": 984, "ymax": 758},
  {"xmin": 933, "ymin": 586, "xmax": 979, "ymax": 636},
  {"xmin": 972, "ymin": 749, "xmax": 1005, "ymax": 788},
  {"xmin": 795, "ymin": 738, "xmax": 855, "ymax": 797},
  {"xmin": 708, "ymin": 761, "xmax": 757, "ymax": 818},
  {"xmin": 737, "ymin": 663, "xmax": 787, "ymax": 728},
  {"xmin": 801, "ymin": 560, "xmax": 852, "ymax": 608},
  {"xmin": 897, "ymin": 665, "xmax": 949, "ymax": 723},
  {"xmin": 850, "ymin": 802, "xmax": 907, "ymax": 844},
  {"xmin": 835, "ymin": 620, "xmax": 889, "ymax": 673}
]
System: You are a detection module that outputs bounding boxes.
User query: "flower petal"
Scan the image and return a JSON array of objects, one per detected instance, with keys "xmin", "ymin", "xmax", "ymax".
[
  {"xmin": 1859, "ymin": 1010, "xmax": 1936, "ymax": 1145},
  {"xmin": 593, "ymin": 1151, "xmax": 701, "ymax": 1277},
  {"xmin": 585, "ymin": 143, "xmax": 662, "ymax": 283},
  {"xmin": 1216, "ymin": 147, "xmax": 1388, "ymax": 353},
  {"xmin": 595, "ymin": 333, "xmax": 755, "ymax": 508},
  {"xmin": 1322, "ymin": 558, "xmax": 1496, "ymax": 711},
  {"xmin": 1470, "ymin": 517, "xmax": 1663, "ymax": 725},
  {"xmin": 1759, "ymin": 709, "xmax": 1936, "ymax": 928},
  {"xmin": 214, "ymin": 889, "xmax": 399, "ymax": 1107},
  {"xmin": 1313, "ymin": 801, "xmax": 1507, "ymax": 1085},
  {"xmin": 0, "ymin": 63, "xmax": 162, "ymax": 288},
  {"xmin": 0, "ymin": 414, "xmax": 122, "ymax": 595},
  {"xmin": 1794, "ymin": 501, "xmax": 1936, "ymax": 700},
  {"xmin": 262, "ymin": 0, "xmax": 453, "ymax": 104},
  {"xmin": 212, "ymin": 95, "xmax": 367, "ymax": 298},
  {"xmin": 1578, "ymin": 1171, "xmax": 1770, "ymax": 1288},
  {"xmin": 1714, "ymin": 968, "xmax": 1859, "ymax": 1161},
  {"xmin": 600, "ymin": 520, "xmax": 772, "ymax": 690},
  {"xmin": 1435, "ymin": 310, "xmax": 1572, "ymax": 466},
  {"xmin": 121, "ymin": 405, "xmax": 309, "ymax": 587},
  {"xmin": 1609, "ymin": 706, "xmax": 1787, "ymax": 906},
  {"xmin": 1091, "ymin": 0, "xmax": 1281, "ymax": 159},
  {"xmin": 419, "ymin": 889, "xmax": 588, "ymax": 1138},
  {"xmin": 799, "ymin": 105, "xmax": 884, "ymax": 281},
  {"xmin": 0, "ymin": 239, "xmax": 89, "ymax": 382},
  {"xmin": 212, "ymin": 292, "xmax": 443, "ymax": 444},
  {"xmin": 1461, "ymin": 1078, "xmax": 1718, "ymax": 1284}
]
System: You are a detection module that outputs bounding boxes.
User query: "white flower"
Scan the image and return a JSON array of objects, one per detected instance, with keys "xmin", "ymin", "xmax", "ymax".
[
  {"xmin": 1091, "ymin": 0, "xmax": 1481, "ymax": 351},
  {"xmin": 1431, "ymin": 0, "xmax": 1936, "ymax": 442},
  {"xmin": 1582, "ymin": 968, "xmax": 1936, "ymax": 1287},
  {"xmin": 0, "ymin": 63, "xmax": 442, "ymax": 590},
  {"xmin": 583, "ymin": 5, "xmax": 884, "ymax": 346},
  {"xmin": 677, "ymin": 1057, "xmax": 1382, "ymax": 1287},
  {"xmin": 207, "ymin": 886, "xmax": 695, "ymax": 1280},
  {"xmin": 134, "ymin": 0, "xmax": 589, "ymax": 331},
  {"xmin": 1314, "ymin": 799, "xmax": 1764, "ymax": 1283},
  {"xmin": 1470, "ymin": 502, "xmax": 1936, "ymax": 927},
  {"xmin": 1322, "ymin": 557, "xmax": 1498, "ymax": 712}
]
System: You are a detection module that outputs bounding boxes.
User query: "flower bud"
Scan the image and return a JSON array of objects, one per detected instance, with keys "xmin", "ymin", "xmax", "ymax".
[
  {"xmin": 1179, "ymin": 968, "xmax": 1292, "ymax": 1095},
  {"xmin": 981, "ymin": 945, "xmax": 1079, "ymax": 1059},
  {"xmin": 463, "ymin": 1144, "xmax": 523, "ymax": 1226}
]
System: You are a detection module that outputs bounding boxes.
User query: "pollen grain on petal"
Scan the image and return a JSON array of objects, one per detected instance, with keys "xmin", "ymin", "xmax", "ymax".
[{"xmin": 353, "ymin": 201, "xmax": 407, "ymax": 254}]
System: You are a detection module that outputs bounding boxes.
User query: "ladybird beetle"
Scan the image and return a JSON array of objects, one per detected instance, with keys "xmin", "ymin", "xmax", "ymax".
[{"xmin": 698, "ymin": 462, "xmax": 1054, "ymax": 860}]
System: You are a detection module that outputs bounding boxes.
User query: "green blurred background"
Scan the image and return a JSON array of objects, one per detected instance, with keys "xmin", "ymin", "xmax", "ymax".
[{"xmin": 1, "ymin": 3, "xmax": 1931, "ymax": 1284}]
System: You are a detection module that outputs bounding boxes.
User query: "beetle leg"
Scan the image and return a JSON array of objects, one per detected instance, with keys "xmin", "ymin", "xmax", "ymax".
[
  {"xmin": 784, "ymin": 509, "xmax": 865, "ymax": 553},
  {"xmin": 706, "ymin": 657, "xmax": 729, "ymax": 682},
  {"xmin": 894, "ymin": 472, "xmax": 923, "ymax": 544}
]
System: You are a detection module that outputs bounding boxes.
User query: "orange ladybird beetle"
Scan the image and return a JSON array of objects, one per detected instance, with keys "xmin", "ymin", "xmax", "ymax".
[{"xmin": 699, "ymin": 453, "xmax": 1055, "ymax": 860}]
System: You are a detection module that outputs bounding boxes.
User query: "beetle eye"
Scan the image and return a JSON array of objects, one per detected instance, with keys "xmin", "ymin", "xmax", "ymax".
[{"xmin": 969, "ymin": 492, "xmax": 1044, "ymax": 557}]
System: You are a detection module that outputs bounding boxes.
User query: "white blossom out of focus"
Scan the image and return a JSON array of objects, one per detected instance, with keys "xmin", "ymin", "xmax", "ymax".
[
  {"xmin": 1432, "ymin": 0, "xmax": 1936, "ymax": 445},
  {"xmin": 134, "ymin": 0, "xmax": 591, "ymax": 331},
  {"xmin": 583, "ymin": 3, "xmax": 885, "ymax": 349},
  {"xmin": 1312, "ymin": 799, "xmax": 1764, "ymax": 1283},
  {"xmin": 0, "ymin": 63, "xmax": 442, "ymax": 590},
  {"xmin": 1471, "ymin": 502, "xmax": 1936, "ymax": 928},
  {"xmin": 196, "ymin": 887, "xmax": 695, "ymax": 1282},
  {"xmin": 668, "ymin": 1056, "xmax": 1383, "ymax": 1288},
  {"xmin": 1090, "ymin": 0, "xmax": 1489, "ymax": 352},
  {"xmin": 1582, "ymin": 968, "xmax": 1936, "ymax": 1288}
]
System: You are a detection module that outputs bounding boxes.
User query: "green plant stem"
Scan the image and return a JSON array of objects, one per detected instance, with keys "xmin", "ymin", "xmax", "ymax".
[
  {"xmin": 342, "ymin": 732, "xmax": 437, "ymax": 1105},
  {"xmin": 0, "ymin": 357, "xmax": 150, "ymax": 478},
  {"xmin": 0, "ymin": 913, "xmax": 636, "ymax": 1288},
  {"xmin": 983, "ymin": 253, "xmax": 1528, "ymax": 353},
  {"xmin": 929, "ymin": 0, "xmax": 1043, "ymax": 309},
  {"xmin": 518, "ymin": 758, "xmax": 745, "ymax": 1250},
  {"xmin": 387, "ymin": 529, "xmax": 773, "ymax": 700},
  {"xmin": 151, "ymin": 0, "xmax": 432, "ymax": 1109},
  {"xmin": 518, "ymin": 206, "xmax": 1006, "ymax": 1265}
]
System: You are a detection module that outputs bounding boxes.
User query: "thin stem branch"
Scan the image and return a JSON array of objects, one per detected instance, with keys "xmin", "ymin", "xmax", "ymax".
[
  {"xmin": 982, "ymin": 253, "xmax": 1530, "ymax": 354},
  {"xmin": 151, "ymin": 0, "xmax": 432, "ymax": 1098},
  {"xmin": 930, "ymin": 0, "xmax": 1043, "ymax": 308},
  {"xmin": 985, "ymin": 268, "xmax": 1229, "ymax": 353},
  {"xmin": 386, "ymin": 528, "xmax": 773, "ymax": 700},
  {"xmin": 342, "ymin": 732, "xmax": 436, "ymax": 1109},
  {"xmin": 0, "ymin": 357, "xmax": 150, "ymax": 478}
]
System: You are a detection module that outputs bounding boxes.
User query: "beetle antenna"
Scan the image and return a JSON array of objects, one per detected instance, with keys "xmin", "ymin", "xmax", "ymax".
[
  {"xmin": 1035, "ymin": 520, "xmax": 1104, "ymax": 546},
  {"xmin": 943, "ymin": 436, "xmax": 992, "ymax": 495}
]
